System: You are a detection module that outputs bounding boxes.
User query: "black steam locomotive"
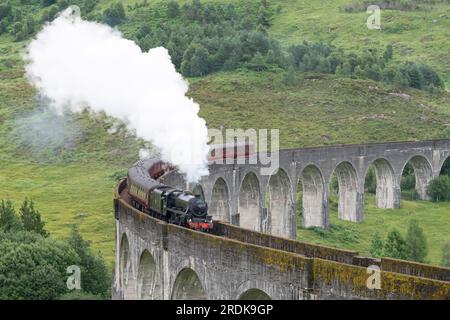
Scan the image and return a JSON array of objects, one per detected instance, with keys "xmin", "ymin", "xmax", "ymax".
[{"xmin": 127, "ymin": 158, "xmax": 213, "ymax": 232}]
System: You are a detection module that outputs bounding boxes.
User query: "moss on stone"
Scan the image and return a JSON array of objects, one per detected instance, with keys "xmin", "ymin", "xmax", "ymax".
[
  {"xmin": 381, "ymin": 258, "xmax": 450, "ymax": 282},
  {"xmin": 313, "ymin": 258, "xmax": 450, "ymax": 299}
]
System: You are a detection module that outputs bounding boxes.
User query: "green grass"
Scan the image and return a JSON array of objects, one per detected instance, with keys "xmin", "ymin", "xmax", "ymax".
[
  {"xmin": 192, "ymin": 70, "xmax": 450, "ymax": 148},
  {"xmin": 297, "ymin": 194, "xmax": 450, "ymax": 266},
  {"xmin": 0, "ymin": 160, "xmax": 121, "ymax": 268}
]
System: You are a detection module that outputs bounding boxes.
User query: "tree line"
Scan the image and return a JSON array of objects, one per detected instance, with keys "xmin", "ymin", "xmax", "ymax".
[
  {"xmin": 0, "ymin": 0, "xmax": 445, "ymax": 91},
  {"xmin": 0, "ymin": 198, "xmax": 110, "ymax": 299},
  {"xmin": 0, "ymin": 0, "xmax": 96, "ymax": 40},
  {"xmin": 132, "ymin": 0, "xmax": 278, "ymax": 77},
  {"xmin": 129, "ymin": 0, "xmax": 443, "ymax": 90}
]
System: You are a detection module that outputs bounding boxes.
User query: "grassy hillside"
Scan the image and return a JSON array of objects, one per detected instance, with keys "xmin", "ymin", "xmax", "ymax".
[
  {"xmin": 0, "ymin": 0, "xmax": 449, "ymax": 267},
  {"xmin": 270, "ymin": 0, "xmax": 450, "ymax": 86},
  {"xmin": 0, "ymin": 161, "xmax": 120, "ymax": 267},
  {"xmin": 191, "ymin": 70, "xmax": 450, "ymax": 148},
  {"xmin": 298, "ymin": 194, "xmax": 450, "ymax": 265}
]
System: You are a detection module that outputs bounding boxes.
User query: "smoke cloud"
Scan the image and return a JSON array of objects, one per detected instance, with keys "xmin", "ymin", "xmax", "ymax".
[{"xmin": 24, "ymin": 7, "xmax": 209, "ymax": 182}]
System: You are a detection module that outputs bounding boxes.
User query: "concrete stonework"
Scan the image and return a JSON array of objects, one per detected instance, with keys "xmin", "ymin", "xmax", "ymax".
[
  {"xmin": 113, "ymin": 200, "xmax": 311, "ymax": 300},
  {"xmin": 112, "ymin": 193, "xmax": 450, "ymax": 300},
  {"xmin": 161, "ymin": 139, "xmax": 450, "ymax": 236},
  {"xmin": 112, "ymin": 140, "xmax": 450, "ymax": 300}
]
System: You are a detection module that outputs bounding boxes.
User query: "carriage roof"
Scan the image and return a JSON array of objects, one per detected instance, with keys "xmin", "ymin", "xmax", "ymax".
[{"xmin": 128, "ymin": 158, "xmax": 165, "ymax": 191}]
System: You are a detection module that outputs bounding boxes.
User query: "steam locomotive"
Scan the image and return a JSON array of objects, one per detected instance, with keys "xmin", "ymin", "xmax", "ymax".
[{"xmin": 127, "ymin": 158, "xmax": 213, "ymax": 232}]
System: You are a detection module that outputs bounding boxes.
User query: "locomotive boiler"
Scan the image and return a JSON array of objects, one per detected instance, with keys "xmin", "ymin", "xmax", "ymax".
[{"xmin": 126, "ymin": 158, "xmax": 213, "ymax": 232}]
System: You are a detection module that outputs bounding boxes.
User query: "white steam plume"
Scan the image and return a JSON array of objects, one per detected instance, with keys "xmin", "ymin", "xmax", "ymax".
[{"xmin": 24, "ymin": 7, "xmax": 209, "ymax": 182}]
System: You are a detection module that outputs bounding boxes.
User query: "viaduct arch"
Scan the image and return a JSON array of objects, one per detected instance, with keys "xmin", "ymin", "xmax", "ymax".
[
  {"xmin": 239, "ymin": 289, "xmax": 271, "ymax": 300},
  {"xmin": 369, "ymin": 158, "xmax": 397, "ymax": 209},
  {"xmin": 171, "ymin": 268, "xmax": 206, "ymax": 300},
  {"xmin": 209, "ymin": 178, "xmax": 230, "ymax": 222},
  {"xmin": 301, "ymin": 164, "xmax": 327, "ymax": 228},
  {"xmin": 267, "ymin": 168, "xmax": 293, "ymax": 237},
  {"xmin": 137, "ymin": 250, "xmax": 160, "ymax": 300},
  {"xmin": 239, "ymin": 171, "xmax": 262, "ymax": 232}
]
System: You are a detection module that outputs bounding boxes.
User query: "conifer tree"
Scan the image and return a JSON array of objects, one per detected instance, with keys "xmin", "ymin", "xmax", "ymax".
[
  {"xmin": 384, "ymin": 228, "xmax": 408, "ymax": 260},
  {"xmin": 0, "ymin": 200, "xmax": 22, "ymax": 232},
  {"xmin": 405, "ymin": 220, "xmax": 428, "ymax": 263},
  {"xmin": 369, "ymin": 232, "xmax": 384, "ymax": 258},
  {"xmin": 19, "ymin": 198, "xmax": 48, "ymax": 237},
  {"xmin": 282, "ymin": 66, "xmax": 296, "ymax": 86}
]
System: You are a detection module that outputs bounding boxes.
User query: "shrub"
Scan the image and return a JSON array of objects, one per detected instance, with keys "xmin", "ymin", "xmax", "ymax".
[
  {"xmin": 83, "ymin": 0, "xmax": 97, "ymax": 13},
  {"xmin": 383, "ymin": 44, "xmax": 393, "ymax": 61},
  {"xmin": 190, "ymin": 45, "xmax": 210, "ymax": 76},
  {"xmin": 23, "ymin": 16, "xmax": 35, "ymax": 36},
  {"xmin": 57, "ymin": 0, "xmax": 69, "ymax": 10},
  {"xmin": 0, "ymin": 236, "xmax": 80, "ymax": 300},
  {"xmin": 19, "ymin": 198, "xmax": 48, "ymax": 237},
  {"xmin": 0, "ymin": 200, "xmax": 22, "ymax": 232},
  {"xmin": 0, "ymin": 20, "xmax": 8, "ymax": 35},
  {"xmin": 384, "ymin": 228, "xmax": 408, "ymax": 260},
  {"xmin": 40, "ymin": 5, "xmax": 59, "ymax": 23},
  {"xmin": 405, "ymin": 220, "xmax": 428, "ymax": 263},
  {"xmin": 167, "ymin": 0, "xmax": 180, "ymax": 18},
  {"xmin": 365, "ymin": 166, "xmax": 377, "ymax": 194},
  {"xmin": 41, "ymin": 0, "xmax": 57, "ymax": 7},
  {"xmin": 282, "ymin": 66, "xmax": 296, "ymax": 86},
  {"xmin": 369, "ymin": 232, "xmax": 384, "ymax": 257},
  {"xmin": 103, "ymin": 2, "xmax": 126, "ymax": 27},
  {"xmin": 330, "ymin": 174, "xmax": 339, "ymax": 194},
  {"xmin": 426, "ymin": 175, "xmax": 450, "ymax": 202},
  {"xmin": 401, "ymin": 173, "xmax": 416, "ymax": 191},
  {"xmin": 109, "ymin": 170, "xmax": 127, "ymax": 181},
  {"xmin": 67, "ymin": 225, "xmax": 110, "ymax": 297},
  {"xmin": 0, "ymin": 3, "xmax": 12, "ymax": 20},
  {"xmin": 246, "ymin": 52, "xmax": 268, "ymax": 71},
  {"xmin": 0, "ymin": 199, "xmax": 110, "ymax": 299}
]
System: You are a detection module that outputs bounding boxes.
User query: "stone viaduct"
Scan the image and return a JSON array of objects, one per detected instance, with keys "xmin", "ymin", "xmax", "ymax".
[
  {"xmin": 112, "ymin": 180, "xmax": 450, "ymax": 300},
  {"xmin": 112, "ymin": 139, "xmax": 450, "ymax": 300},
  {"xmin": 164, "ymin": 139, "xmax": 450, "ymax": 238}
]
